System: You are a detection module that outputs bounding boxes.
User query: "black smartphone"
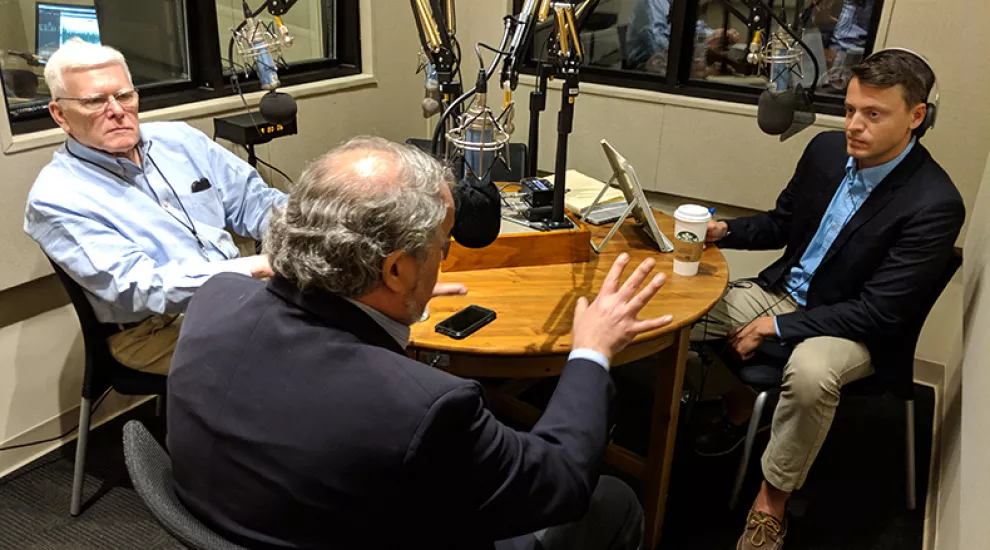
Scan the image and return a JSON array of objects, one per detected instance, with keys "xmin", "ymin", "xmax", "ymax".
[{"xmin": 435, "ymin": 305, "xmax": 497, "ymax": 339}]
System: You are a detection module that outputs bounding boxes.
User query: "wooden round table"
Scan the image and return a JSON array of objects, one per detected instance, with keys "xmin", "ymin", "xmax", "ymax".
[{"xmin": 409, "ymin": 210, "xmax": 728, "ymax": 548}]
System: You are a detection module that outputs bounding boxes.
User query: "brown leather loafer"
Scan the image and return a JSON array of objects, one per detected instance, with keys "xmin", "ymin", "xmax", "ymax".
[{"xmin": 736, "ymin": 509, "xmax": 787, "ymax": 549}]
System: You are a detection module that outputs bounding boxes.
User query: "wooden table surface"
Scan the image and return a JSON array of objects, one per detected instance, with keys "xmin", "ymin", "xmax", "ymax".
[{"xmin": 410, "ymin": 209, "xmax": 729, "ymax": 363}]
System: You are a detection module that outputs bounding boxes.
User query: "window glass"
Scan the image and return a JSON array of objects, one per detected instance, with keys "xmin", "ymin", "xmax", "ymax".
[
  {"xmin": 216, "ymin": 0, "xmax": 336, "ymax": 75},
  {"xmin": 691, "ymin": 0, "xmax": 880, "ymax": 96},
  {"xmin": 1, "ymin": 0, "xmax": 190, "ymax": 123}
]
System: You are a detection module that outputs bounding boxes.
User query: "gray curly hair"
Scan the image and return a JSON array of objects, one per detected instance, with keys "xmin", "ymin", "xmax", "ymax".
[{"xmin": 264, "ymin": 136, "xmax": 453, "ymax": 297}]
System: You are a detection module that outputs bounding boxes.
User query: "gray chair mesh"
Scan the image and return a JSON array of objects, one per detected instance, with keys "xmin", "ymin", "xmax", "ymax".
[{"xmin": 122, "ymin": 421, "xmax": 250, "ymax": 550}]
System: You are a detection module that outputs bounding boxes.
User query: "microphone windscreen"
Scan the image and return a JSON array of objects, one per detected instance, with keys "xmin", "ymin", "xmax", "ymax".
[
  {"xmin": 421, "ymin": 97, "xmax": 441, "ymax": 118},
  {"xmin": 451, "ymin": 179, "xmax": 501, "ymax": 249},
  {"xmin": 259, "ymin": 91, "xmax": 298, "ymax": 125},
  {"xmin": 757, "ymin": 89, "xmax": 796, "ymax": 136}
]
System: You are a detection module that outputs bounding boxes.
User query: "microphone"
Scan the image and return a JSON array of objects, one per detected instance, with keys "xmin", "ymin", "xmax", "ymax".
[
  {"xmin": 451, "ymin": 177, "xmax": 501, "ymax": 248},
  {"xmin": 752, "ymin": 30, "xmax": 816, "ymax": 140},
  {"xmin": 446, "ymin": 69, "xmax": 512, "ymax": 183},
  {"xmin": 234, "ymin": 1, "xmax": 298, "ymax": 125},
  {"xmin": 421, "ymin": 62, "xmax": 441, "ymax": 118},
  {"xmin": 259, "ymin": 90, "xmax": 298, "ymax": 125},
  {"xmin": 239, "ymin": 3, "xmax": 280, "ymax": 90}
]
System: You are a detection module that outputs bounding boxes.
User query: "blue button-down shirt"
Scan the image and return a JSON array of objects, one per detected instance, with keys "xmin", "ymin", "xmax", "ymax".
[
  {"xmin": 774, "ymin": 138, "xmax": 915, "ymax": 334},
  {"xmin": 24, "ymin": 121, "xmax": 287, "ymax": 323}
]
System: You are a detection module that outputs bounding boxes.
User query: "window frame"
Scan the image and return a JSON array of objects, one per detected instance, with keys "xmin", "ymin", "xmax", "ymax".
[
  {"xmin": 512, "ymin": 0, "xmax": 886, "ymax": 117},
  {"xmin": 4, "ymin": 0, "xmax": 362, "ymax": 135}
]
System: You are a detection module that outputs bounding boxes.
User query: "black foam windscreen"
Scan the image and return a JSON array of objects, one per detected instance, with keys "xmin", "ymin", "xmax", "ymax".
[
  {"xmin": 757, "ymin": 89, "xmax": 797, "ymax": 136},
  {"xmin": 258, "ymin": 91, "xmax": 298, "ymax": 125},
  {"xmin": 451, "ymin": 178, "xmax": 501, "ymax": 249}
]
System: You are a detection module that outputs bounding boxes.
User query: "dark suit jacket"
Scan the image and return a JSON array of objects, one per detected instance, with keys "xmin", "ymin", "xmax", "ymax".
[
  {"xmin": 720, "ymin": 131, "xmax": 964, "ymax": 395},
  {"xmin": 167, "ymin": 273, "xmax": 615, "ymax": 550}
]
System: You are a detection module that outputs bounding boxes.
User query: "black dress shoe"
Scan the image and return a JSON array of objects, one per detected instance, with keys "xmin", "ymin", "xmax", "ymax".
[{"xmin": 693, "ymin": 414, "xmax": 771, "ymax": 457}]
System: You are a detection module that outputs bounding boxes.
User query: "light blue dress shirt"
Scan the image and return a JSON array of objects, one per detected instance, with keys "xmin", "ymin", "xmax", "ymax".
[
  {"xmin": 774, "ymin": 138, "xmax": 915, "ymax": 334},
  {"xmin": 24, "ymin": 121, "xmax": 287, "ymax": 324}
]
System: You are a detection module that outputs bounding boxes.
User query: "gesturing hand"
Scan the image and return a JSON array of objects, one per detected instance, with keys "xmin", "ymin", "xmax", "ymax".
[{"xmin": 572, "ymin": 253, "xmax": 675, "ymax": 363}]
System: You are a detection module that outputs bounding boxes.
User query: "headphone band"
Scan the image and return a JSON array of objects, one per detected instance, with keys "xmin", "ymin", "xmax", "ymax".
[{"xmin": 866, "ymin": 47, "xmax": 940, "ymax": 108}]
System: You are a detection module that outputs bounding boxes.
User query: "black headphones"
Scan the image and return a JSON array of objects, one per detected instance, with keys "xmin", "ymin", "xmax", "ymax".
[{"xmin": 864, "ymin": 47, "xmax": 940, "ymax": 138}]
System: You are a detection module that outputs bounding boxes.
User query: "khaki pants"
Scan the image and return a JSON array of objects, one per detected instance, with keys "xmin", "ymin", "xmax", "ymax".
[
  {"xmin": 692, "ymin": 281, "xmax": 873, "ymax": 492},
  {"xmin": 107, "ymin": 314, "xmax": 182, "ymax": 375}
]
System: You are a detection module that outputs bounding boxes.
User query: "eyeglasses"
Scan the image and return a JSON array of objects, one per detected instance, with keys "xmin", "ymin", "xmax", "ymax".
[{"xmin": 56, "ymin": 89, "xmax": 139, "ymax": 113}]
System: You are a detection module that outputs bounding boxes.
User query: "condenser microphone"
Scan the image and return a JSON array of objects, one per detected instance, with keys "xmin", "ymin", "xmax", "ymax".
[
  {"xmin": 421, "ymin": 63, "xmax": 441, "ymax": 118},
  {"xmin": 451, "ymin": 177, "xmax": 501, "ymax": 248}
]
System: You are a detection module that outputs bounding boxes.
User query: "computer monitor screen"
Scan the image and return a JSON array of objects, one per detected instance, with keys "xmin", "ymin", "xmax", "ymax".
[{"xmin": 36, "ymin": 3, "xmax": 100, "ymax": 60}]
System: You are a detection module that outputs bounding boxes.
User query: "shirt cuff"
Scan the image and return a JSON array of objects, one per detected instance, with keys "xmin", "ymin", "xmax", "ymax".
[
  {"xmin": 568, "ymin": 348, "xmax": 610, "ymax": 371},
  {"xmin": 773, "ymin": 316, "xmax": 781, "ymax": 338}
]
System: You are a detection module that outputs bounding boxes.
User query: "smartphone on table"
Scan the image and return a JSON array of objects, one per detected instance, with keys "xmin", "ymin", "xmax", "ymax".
[{"xmin": 435, "ymin": 305, "xmax": 496, "ymax": 339}]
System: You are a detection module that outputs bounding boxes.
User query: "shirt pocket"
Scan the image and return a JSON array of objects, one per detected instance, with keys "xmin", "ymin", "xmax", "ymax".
[{"xmin": 182, "ymin": 186, "xmax": 225, "ymax": 227}]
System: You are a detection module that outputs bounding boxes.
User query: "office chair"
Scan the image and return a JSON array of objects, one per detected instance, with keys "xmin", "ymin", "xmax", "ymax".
[
  {"xmin": 725, "ymin": 248, "xmax": 962, "ymax": 511},
  {"xmin": 47, "ymin": 258, "xmax": 168, "ymax": 516},
  {"xmin": 123, "ymin": 421, "xmax": 249, "ymax": 550}
]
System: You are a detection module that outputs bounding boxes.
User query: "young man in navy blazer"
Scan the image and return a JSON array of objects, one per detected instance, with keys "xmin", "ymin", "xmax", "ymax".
[
  {"xmin": 693, "ymin": 50, "xmax": 964, "ymax": 549},
  {"xmin": 167, "ymin": 136, "xmax": 677, "ymax": 550}
]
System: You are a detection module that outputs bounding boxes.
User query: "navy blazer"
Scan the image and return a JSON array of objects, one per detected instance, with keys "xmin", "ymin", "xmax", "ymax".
[
  {"xmin": 721, "ymin": 131, "xmax": 965, "ymax": 395},
  {"xmin": 167, "ymin": 273, "xmax": 615, "ymax": 549}
]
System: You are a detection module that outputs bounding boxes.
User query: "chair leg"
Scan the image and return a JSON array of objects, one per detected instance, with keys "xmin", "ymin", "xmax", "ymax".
[
  {"xmin": 730, "ymin": 391, "xmax": 768, "ymax": 510},
  {"xmin": 154, "ymin": 395, "xmax": 164, "ymax": 418},
  {"xmin": 905, "ymin": 399, "xmax": 917, "ymax": 511},
  {"xmin": 70, "ymin": 397, "xmax": 93, "ymax": 516}
]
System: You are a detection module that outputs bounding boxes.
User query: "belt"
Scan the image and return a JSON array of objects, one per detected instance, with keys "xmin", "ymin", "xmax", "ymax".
[{"xmin": 117, "ymin": 319, "xmax": 149, "ymax": 331}]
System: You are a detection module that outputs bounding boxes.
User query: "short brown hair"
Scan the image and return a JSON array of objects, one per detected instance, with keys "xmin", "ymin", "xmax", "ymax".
[{"xmin": 851, "ymin": 50, "xmax": 935, "ymax": 108}]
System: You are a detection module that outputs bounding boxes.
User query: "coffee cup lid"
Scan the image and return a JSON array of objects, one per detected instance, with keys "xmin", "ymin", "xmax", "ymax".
[{"xmin": 674, "ymin": 204, "xmax": 711, "ymax": 223}]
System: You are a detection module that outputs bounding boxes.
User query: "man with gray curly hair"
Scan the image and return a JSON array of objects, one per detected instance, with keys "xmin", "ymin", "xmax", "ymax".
[{"xmin": 168, "ymin": 136, "xmax": 676, "ymax": 550}]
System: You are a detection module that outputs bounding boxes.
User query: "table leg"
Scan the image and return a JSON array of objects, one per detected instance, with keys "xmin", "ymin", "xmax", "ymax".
[{"xmin": 641, "ymin": 327, "xmax": 691, "ymax": 549}]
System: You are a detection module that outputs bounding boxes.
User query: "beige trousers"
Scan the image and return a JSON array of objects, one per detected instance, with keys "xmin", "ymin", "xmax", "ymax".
[
  {"xmin": 107, "ymin": 314, "xmax": 183, "ymax": 375},
  {"xmin": 691, "ymin": 281, "xmax": 873, "ymax": 492}
]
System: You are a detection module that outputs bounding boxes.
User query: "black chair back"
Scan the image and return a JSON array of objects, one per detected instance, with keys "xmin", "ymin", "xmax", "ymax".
[
  {"xmin": 47, "ymin": 258, "xmax": 167, "ymax": 399},
  {"xmin": 122, "ymin": 421, "xmax": 249, "ymax": 550}
]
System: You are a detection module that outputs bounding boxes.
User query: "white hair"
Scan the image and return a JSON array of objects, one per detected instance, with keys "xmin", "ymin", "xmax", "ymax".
[{"xmin": 44, "ymin": 38, "xmax": 132, "ymax": 99}]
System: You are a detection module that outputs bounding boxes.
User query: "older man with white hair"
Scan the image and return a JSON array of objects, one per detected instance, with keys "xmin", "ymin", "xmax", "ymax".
[{"xmin": 23, "ymin": 38, "xmax": 287, "ymax": 375}]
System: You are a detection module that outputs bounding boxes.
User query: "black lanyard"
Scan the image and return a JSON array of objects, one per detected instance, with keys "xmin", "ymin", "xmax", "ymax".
[{"xmin": 64, "ymin": 141, "xmax": 207, "ymax": 251}]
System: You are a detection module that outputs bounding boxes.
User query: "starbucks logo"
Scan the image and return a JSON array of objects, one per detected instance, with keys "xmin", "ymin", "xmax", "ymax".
[{"xmin": 676, "ymin": 231, "xmax": 700, "ymax": 242}]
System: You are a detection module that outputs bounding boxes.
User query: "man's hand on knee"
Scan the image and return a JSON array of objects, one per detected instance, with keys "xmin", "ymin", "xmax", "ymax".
[{"xmin": 729, "ymin": 317, "xmax": 776, "ymax": 360}]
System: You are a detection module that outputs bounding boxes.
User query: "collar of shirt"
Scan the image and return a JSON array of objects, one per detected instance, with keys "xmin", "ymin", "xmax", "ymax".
[
  {"xmin": 65, "ymin": 132, "xmax": 152, "ymax": 180},
  {"xmin": 343, "ymin": 298, "xmax": 411, "ymax": 349},
  {"xmin": 844, "ymin": 137, "xmax": 916, "ymax": 194}
]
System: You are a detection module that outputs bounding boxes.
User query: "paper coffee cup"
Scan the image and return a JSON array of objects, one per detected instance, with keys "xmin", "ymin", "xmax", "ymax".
[{"xmin": 673, "ymin": 204, "xmax": 711, "ymax": 276}]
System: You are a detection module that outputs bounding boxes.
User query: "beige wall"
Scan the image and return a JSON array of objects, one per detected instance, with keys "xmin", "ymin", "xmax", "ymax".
[
  {"xmin": 937, "ymin": 150, "xmax": 990, "ymax": 550},
  {"xmin": 0, "ymin": 0, "xmax": 426, "ymax": 476}
]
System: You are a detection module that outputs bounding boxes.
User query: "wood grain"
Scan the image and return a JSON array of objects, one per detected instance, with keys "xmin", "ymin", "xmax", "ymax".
[
  {"xmin": 440, "ymin": 214, "xmax": 592, "ymax": 272},
  {"xmin": 410, "ymin": 209, "xmax": 729, "ymax": 356}
]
